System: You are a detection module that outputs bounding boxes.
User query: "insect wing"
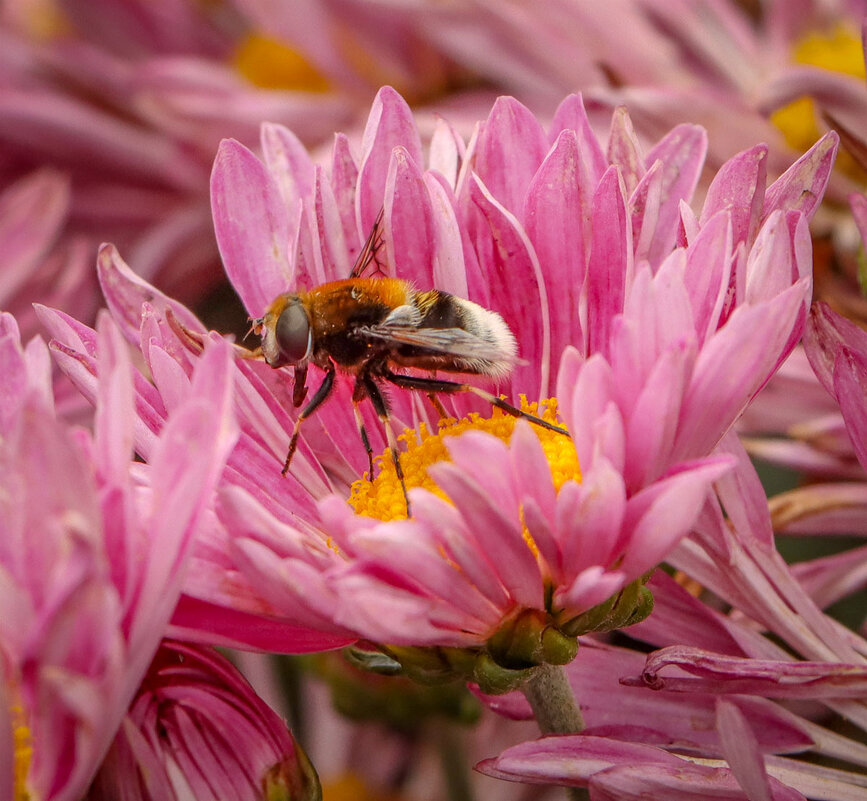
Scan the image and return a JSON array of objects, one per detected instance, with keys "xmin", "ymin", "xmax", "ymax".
[
  {"xmin": 349, "ymin": 207, "xmax": 386, "ymax": 278},
  {"xmin": 361, "ymin": 322, "xmax": 509, "ymax": 364}
]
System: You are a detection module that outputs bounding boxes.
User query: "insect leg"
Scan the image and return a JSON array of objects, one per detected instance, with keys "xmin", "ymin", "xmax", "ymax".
[
  {"xmin": 426, "ymin": 392, "xmax": 449, "ymax": 421},
  {"xmin": 362, "ymin": 374, "xmax": 411, "ymax": 517},
  {"xmin": 282, "ymin": 363, "xmax": 336, "ymax": 476},
  {"xmin": 351, "ymin": 378, "xmax": 375, "ymax": 479},
  {"xmin": 383, "ymin": 371, "xmax": 569, "ymax": 437}
]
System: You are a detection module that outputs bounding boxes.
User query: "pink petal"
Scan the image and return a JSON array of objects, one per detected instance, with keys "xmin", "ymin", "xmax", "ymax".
[
  {"xmin": 260, "ymin": 122, "xmax": 315, "ymax": 214},
  {"xmin": 586, "ymin": 166, "xmax": 631, "ymax": 358},
  {"xmin": 97, "ymin": 244, "xmax": 205, "ymax": 345},
  {"xmin": 804, "ymin": 301, "xmax": 867, "ymax": 397},
  {"xmin": 357, "ymin": 86, "xmax": 423, "ymax": 232},
  {"xmin": 717, "ymin": 700, "xmax": 772, "ymax": 801},
  {"xmin": 674, "ymin": 283, "xmax": 808, "ymax": 461},
  {"xmin": 607, "ymin": 107, "xmax": 644, "ymax": 195},
  {"xmin": 467, "ymin": 175, "xmax": 550, "ymax": 396},
  {"xmin": 474, "ymin": 95, "xmax": 549, "ymax": 213},
  {"xmin": 832, "ymin": 348, "xmax": 867, "ymax": 473},
  {"xmin": 618, "ymin": 456, "xmax": 734, "ymax": 577},
  {"xmin": 684, "ymin": 210, "xmax": 733, "ymax": 344},
  {"xmin": 524, "ymin": 129, "xmax": 588, "ymax": 368},
  {"xmin": 700, "ymin": 144, "xmax": 767, "ymax": 246},
  {"xmin": 384, "ymin": 146, "xmax": 435, "ymax": 286},
  {"xmin": 210, "ymin": 139, "xmax": 293, "ymax": 317},
  {"xmin": 762, "ymin": 132, "xmax": 838, "ymax": 223},
  {"xmin": 549, "ymin": 94, "xmax": 607, "ymax": 186},
  {"xmin": 636, "ymin": 123, "xmax": 707, "ymax": 268}
]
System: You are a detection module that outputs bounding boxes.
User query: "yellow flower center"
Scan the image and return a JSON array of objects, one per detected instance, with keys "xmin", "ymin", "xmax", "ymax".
[
  {"xmin": 348, "ymin": 398, "xmax": 579, "ymax": 522},
  {"xmin": 771, "ymin": 23, "xmax": 865, "ymax": 174},
  {"xmin": 232, "ymin": 33, "xmax": 330, "ymax": 92},
  {"xmin": 11, "ymin": 701, "xmax": 32, "ymax": 801}
]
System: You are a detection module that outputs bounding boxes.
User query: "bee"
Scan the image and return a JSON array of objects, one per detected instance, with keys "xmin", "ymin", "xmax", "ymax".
[{"xmin": 252, "ymin": 210, "xmax": 568, "ymax": 515}]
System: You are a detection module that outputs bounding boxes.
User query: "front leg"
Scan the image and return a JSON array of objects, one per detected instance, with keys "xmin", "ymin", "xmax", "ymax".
[{"xmin": 281, "ymin": 362, "xmax": 336, "ymax": 476}]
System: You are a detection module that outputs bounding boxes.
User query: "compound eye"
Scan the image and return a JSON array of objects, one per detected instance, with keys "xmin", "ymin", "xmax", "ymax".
[{"xmin": 274, "ymin": 301, "xmax": 311, "ymax": 364}]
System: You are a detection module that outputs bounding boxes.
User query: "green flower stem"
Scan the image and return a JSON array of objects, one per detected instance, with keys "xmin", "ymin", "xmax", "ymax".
[
  {"xmin": 522, "ymin": 663, "xmax": 584, "ymax": 734},
  {"xmin": 522, "ymin": 663, "xmax": 589, "ymax": 801},
  {"xmin": 431, "ymin": 721, "xmax": 475, "ymax": 801}
]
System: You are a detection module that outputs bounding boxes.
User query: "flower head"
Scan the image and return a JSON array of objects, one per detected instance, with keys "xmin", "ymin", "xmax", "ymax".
[
  {"xmin": 88, "ymin": 641, "xmax": 321, "ymax": 801},
  {"xmin": 0, "ymin": 312, "xmax": 237, "ymax": 801},
  {"xmin": 46, "ymin": 88, "xmax": 830, "ymax": 685}
]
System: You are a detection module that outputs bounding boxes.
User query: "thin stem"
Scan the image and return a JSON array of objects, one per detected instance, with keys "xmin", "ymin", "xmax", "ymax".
[
  {"xmin": 522, "ymin": 663, "xmax": 584, "ymax": 735},
  {"xmin": 431, "ymin": 721, "xmax": 475, "ymax": 801},
  {"xmin": 522, "ymin": 664, "xmax": 589, "ymax": 801}
]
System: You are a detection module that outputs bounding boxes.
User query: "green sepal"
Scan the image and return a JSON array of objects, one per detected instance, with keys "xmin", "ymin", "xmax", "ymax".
[
  {"xmin": 472, "ymin": 651, "xmax": 534, "ymax": 695},
  {"xmin": 561, "ymin": 576, "xmax": 655, "ymax": 637}
]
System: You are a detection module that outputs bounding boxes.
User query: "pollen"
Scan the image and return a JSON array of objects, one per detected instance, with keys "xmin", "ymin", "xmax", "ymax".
[
  {"xmin": 233, "ymin": 33, "xmax": 331, "ymax": 93},
  {"xmin": 348, "ymin": 398, "xmax": 579, "ymax": 522},
  {"xmin": 772, "ymin": 22, "xmax": 865, "ymax": 176}
]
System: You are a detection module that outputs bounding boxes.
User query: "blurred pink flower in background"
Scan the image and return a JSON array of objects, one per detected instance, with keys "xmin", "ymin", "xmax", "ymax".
[
  {"xmin": 88, "ymin": 641, "xmax": 320, "ymax": 801},
  {"xmin": 0, "ymin": 312, "xmax": 236, "ymax": 800}
]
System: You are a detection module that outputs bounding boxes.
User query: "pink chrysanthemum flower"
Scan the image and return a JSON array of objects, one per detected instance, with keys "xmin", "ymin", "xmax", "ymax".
[
  {"xmin": 0, "ymin": 312, "xmax": 236, "ymax": 801},
  {"xmin": 45, "ymin": 88, "xmax": 829, "ymax": 687},
  {"xmin": 0, "ymin": 0, "xmax": 354, "ymax": 301},
  {"xmin": 88, "ymin": 641, "xmax": 320, "ymax": 801},
  {"xmin": 478, "ymin": 434, "xmax": 867, "ymax": 800}
]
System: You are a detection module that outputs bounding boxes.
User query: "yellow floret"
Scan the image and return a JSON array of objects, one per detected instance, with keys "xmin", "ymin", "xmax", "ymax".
[{"xmin": 349, "ymin": 398, "xmax": 579, "ymax": 522}]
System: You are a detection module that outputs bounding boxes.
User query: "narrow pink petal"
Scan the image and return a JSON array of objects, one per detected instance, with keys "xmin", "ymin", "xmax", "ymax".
[
  {"xmin": 558, "ymin": 566, "xmax": 626, "ymax": 613},
  {"xmin": 0, "ymin": 314, "xmax": 27, "ymax": 435},
  {"xmin": 607, "ymin": 107, "xmax": 644, "ymax": 195},
  {"xmin": 623, "ymin": 342, "xmax": 690, "ymax": 491},
  {"xmin": 94, "ymin": 314, "xmax": 134, "ymax": 484},
  {"xmin": 674, "ymin": 283, "xmax": 808, "ymax": 461},
  {"xmin": 468, "ymin": 175, "xmax": 550, "ymax": 396},
  {"xmin": 762, "ymin": 131, "xmax": 838, "ymax": 223},
  {"xmin": 384, "ymin": 146, "xmax": 435, "ymax": 286},
  {"xmin": 474, "ymin": 96, "xmax": 549, "ymax": 212},
  {"xmin": 210, "ymin": 139, "xmax": 293, "ymax": 317},
  {"xmin": 357, "ymin": 86, "xmax": 423, "ymax": 232},
  {"xmin": 700, "ymin": 144, "xmax": 767, "ymax": 246},
  {"xmin": 330, "ymin": 132, "xmax": 360, "ymax": 255},
  {"xmin": 618, "ymin": 456, "xmax": 734, "ymax": 577},
  {"xmin": 804, "ymin": 301, "xmax": 867, "ymax": 397},
  {"xmin": 477, "ymin": 734, "xmax": 684, "ymax": 785},
  {"xmin": 97, "ymin": 244, "xmax": 205, "ymax": 345},
  {"xmin": 685, "ymin": 210, "xmax": 733, "ymax": 344},
  {"xmin": 744, "ymin": 211, "xmax": 797, "ymax": 304},
  {"xmin": 638, "ymin": 124, "xmax": 707, "ymax": 267},
  {"xmin": 549, "ymin": 94, "xmax": 607, "ymax": 186},
  {"xmin": 558, "ymin": 459, "xmax": 626, "ymax": 578},
  {"xmin": 423, "ymin": 173, "xmax": 469, "ymax": 297},
  {"xmin": 586, "ymin": 166, "xmax": 631, "ymax": 358},
  {"xmin": 429, "ymin": 115, "xmax": 464, "ymax": 190},
  {"xmin": 411, "ymin": 491, "xmax": 511, "ymax": 609},
  {"xmin": 832, "ymin": 347, "xmax": 867, "ymax": 473},
  {"xmin": 592, "ymin": 763, "xmax": 806, "ymax": 801},
  {"xmin": 429, "ymin": 461, "xmax": 544, "ymax": 610},
  {"xmin": 523, "ymin": 129, "xmax": 587, "ymax": 368},
  {"xmin": 717, "ymin": 700, "xmax": 772, "ymax": 801},
  {"xmin": 260, "ymin": 122, "xmax": 316, "ymax": 213},
  {"xmin": 313, "ymin": 167, "xmax": 351, "ymax": 283}
]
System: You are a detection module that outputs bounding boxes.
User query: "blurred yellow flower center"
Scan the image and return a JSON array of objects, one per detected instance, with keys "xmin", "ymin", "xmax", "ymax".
[
  {"xmin": 349, "ymin": 398, "xmax": 578, "ymax": 522},
  {"xmin": 772, "ymin": 23, "xmax": 865, "ymax": 169},
  {"xmin": 233, "ymin": 33, "xmax": 330, "ymax": 92},
  {"xmin": 10, "ymin": 701, "xmax": 32, "ymax": 801},
  {"xmin": 322, "ymin": 773, "xmax": 402, "ymax": 801}
]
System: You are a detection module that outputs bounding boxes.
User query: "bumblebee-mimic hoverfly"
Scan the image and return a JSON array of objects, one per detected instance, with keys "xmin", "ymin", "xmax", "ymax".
[{"xmin": 251, "ymin": 210, "xmax": 568, "ymax": 515}]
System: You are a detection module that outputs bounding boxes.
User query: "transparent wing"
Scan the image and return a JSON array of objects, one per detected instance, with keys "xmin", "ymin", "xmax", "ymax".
[
  {"xmin": 349, "ymin": 207, "xmax": 386, "ymax": 278},
  {"xmin": 359, "ymin": 323, "xmax": 509, "ymax": 363}
]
